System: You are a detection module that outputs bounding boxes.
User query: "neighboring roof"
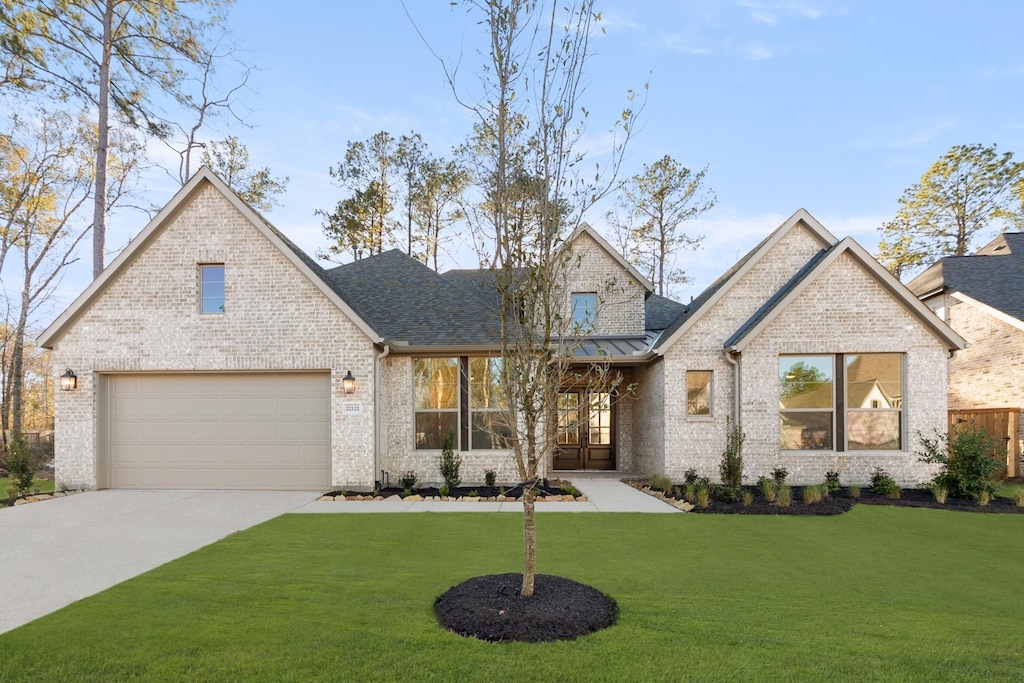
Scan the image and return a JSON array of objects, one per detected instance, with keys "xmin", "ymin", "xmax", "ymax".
[
  {"xmin": 325, "ymin": 250, "xmax": 502, "ymax": 348},
  {"xmin": 908, "ymin": 233, "xmax": 1024, "ymax": 322},
  {"xmin": 725, "ymin": 237, "xmax": 967, "ymax": 352},
  {"xmin": 653, "ymin": 208, "xmax": 837, "ymax": 354},
  {"xmin": 38, "ymin": 167, "xmax": 381, "ymax": 349}
]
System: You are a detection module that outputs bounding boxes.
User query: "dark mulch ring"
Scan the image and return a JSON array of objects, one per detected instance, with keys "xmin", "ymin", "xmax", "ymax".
[
  {"xmin": 435, "ymin": 573, "xmax": 618, "ymax": 643},
  {"xmin": 636, "ymin": 483, "xmax": 1024, "ymax": 515}
]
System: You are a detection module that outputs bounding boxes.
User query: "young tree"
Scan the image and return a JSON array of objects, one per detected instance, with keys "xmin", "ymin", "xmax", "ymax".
[
  {"xmin": 442, "ymin": 0, "xmax": 638, "ymax": 597},
  {"xmin": 608, "ymin": 156, "xmax": 715, "ymax": 296},
  {"xmin": 878, "ymin": 143, "xmax": 1024, "ymax": 279},
  {"xmin": 0, "ymin": 0, "xmax": 232, "ymax": 279},
  {"xmin": 200, "ymin": 136, "xmax": 289, "ymax": 212}
]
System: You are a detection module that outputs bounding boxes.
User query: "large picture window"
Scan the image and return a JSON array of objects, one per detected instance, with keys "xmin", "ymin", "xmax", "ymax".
[
  {"xmin": 414, "ymin": 358, "xmax": 459, "ymax": 449},
  {"xmin": 414, "ymin": 357, "xmax": 512, "ymax": 450},
  {"xmin": 779, "ymin": 354, "xmax": 903, "ymax": 451}
]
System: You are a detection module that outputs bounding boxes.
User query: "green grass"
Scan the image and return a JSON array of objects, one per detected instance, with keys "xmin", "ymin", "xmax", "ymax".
[
  {"xmin": 1, "ymin": 508, "xmax": 1022, "ymax": 681},
  {"xmin": 0, "ymin": 476, "xmax": 54, "ymax": 498}
]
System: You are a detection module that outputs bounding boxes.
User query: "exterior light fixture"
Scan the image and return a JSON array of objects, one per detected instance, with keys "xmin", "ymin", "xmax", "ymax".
[
  {"xmin": 60, "ymin": 368, "xmax": 78, "ymax": 391},
  {"xmin": 342, "ymin": 370, "xmax": 357, "ymax": 395}
]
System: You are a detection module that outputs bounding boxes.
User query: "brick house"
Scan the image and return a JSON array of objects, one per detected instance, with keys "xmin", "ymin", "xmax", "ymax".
[
  {"xmin": 39, "ymin": 168, "xmax": 965, "ymax": 491},
  {"xmin": 908, "ymin": 233, "xmax": 1024, "ymax": 476}
]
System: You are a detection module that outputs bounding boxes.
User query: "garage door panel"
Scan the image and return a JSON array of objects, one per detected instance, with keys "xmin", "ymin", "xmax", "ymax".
[{"xmin": 107, "ymin": 373, "xmax": 330, "ymax": 490}]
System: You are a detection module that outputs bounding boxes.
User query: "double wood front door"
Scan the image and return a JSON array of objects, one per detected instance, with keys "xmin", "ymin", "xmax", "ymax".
[{"xmin": 553, "ymin": 389, "xmax": 615, "ymax": 470}]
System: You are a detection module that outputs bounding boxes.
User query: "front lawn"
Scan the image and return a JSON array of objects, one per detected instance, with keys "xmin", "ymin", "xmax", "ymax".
[
  {"xmin": 0, "ymin": 476, "xmax": 54, "ymax": 500},
  {"xmin": 0, "ymin": 508, "xmax": 1021, "ymax": 681}
]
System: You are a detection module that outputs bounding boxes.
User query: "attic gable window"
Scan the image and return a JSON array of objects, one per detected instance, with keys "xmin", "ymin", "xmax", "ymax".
[
  {"xmin": 199, "ymin": 264, "xmax": 225, "ymax": 314},
  {"xmin": 571, "ymin": 292, "xmax": 597, "ymax": 332}
]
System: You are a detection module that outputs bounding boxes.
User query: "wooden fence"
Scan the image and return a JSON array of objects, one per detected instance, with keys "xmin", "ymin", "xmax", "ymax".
[{"xmin": 948, "ymin": 408, "xmax": 1021, "ymax": 479}]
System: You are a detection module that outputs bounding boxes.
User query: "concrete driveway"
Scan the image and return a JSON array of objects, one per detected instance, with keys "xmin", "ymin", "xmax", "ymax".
[{"xmin": 0, "ymin": 489, "xmax": 320, "ymax": 635}]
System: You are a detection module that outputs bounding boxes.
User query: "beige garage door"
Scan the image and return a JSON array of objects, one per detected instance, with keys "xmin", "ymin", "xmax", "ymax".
[{"xmin": 106, "ymin": 373, "xmax": 331, "ymax": 490}]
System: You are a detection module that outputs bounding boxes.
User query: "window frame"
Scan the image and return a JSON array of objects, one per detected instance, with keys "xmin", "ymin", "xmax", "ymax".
[
  {"xmin": 685, "ymin": 370, "xmax": 714, "ymax": 417},
  {"xmin": 570, "ymin": 292, "xmax": 597, "ymax": 332},
  {"xmin": 413, "ymin": 357, "xmax": 460, "ymax": 450},
  {"xmin": 468, "ymin": 356, "xmax": 512, "ymax": 450},
  {"xmin": 778, "ymin": 353, "xmax": 904, "ymax": 452},
  {"xmin": 199, "ymin": 264, "xmax": 225, "ymax": 314}
]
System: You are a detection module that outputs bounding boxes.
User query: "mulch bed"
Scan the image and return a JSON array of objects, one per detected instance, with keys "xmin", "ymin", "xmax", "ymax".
[
  {"xmin": 633, "ymin": 482, "xmax": 1024, "ymax": 515},
  {"xmin": 435, "ymin": 573, "xmax": 617, "ymax": 642},
  {"xmin": 322, "ymin": 478, "xmax": 581, "ymax": 501}
]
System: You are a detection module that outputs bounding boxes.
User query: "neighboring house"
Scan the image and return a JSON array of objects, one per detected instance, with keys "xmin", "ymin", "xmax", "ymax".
[
  {"xmin": 908, "ymin": 233, "xmax": 1024, "ymax": 476},
  {"xmin": 39, "ymin": 168, "xmax": 965, "ymax": 491}
]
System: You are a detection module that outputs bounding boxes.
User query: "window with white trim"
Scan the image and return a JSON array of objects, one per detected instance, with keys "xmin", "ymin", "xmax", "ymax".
[
  {"xmin": 414, "ymin": 358, "xmax": 459, "ymax": 449},
  {"xmin": 686, "ymin": 370, "xmax": 713, "ymax": 416},
  {"xmin": 199, "ymin": 264, "xmax": 225, "ymax": 314}
]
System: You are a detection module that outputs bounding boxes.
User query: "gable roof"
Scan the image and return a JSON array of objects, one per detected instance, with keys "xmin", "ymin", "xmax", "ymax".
[
  {"xmin": 567, "ymin": 223, "xmax": 654, "ymax": 293},
  {"xmin": 725, "ymin": 237, "xmax": 966, "ymax": 352},
  {"xmin": 37, "ymin": 167, "xmax": 382, "ymax": 349},
  {"xmin": 908, "ymin": 233, "xmax": 1024, "ymax": 322},
  {"xmin": 653, "ymin": 209, "xmax": 837, "ymax": 354}
]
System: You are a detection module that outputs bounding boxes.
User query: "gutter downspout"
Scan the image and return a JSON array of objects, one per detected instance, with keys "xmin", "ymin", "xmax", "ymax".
[
  {"xmin": 723, "ymin": 348, "xmax": 740, "ymax": 426},
  {"xmin": 374, "ymin": 343, "xmax": 391, "ymax": 489}
]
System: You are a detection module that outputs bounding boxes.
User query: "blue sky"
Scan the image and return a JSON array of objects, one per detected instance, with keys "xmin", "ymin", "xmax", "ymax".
[{"xmin": 44, "ymin": 1, "xmax": 1024, "ymax": 323}]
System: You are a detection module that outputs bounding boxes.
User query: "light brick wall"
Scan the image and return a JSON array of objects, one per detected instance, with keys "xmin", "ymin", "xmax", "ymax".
[
  {"xmin": 659, "ymin": 224, "xmax": 826, "ymax": 480},
  {"xmin": 629, "ymin": 360, "xmax": 665, "ymax": 477},
  {"xmin": 739, "ymin": 255, "xmax": 948, "ymax": 486},
  {"xmin": 943, "ymin": 295, "xmax": 1024, "ymax": 411},
  {"xmin": 562, "ymin": 232, "xmax": 645, "ymax": 336},
  {"xmin": 50, "ymin": 183, "xmax": 378, "ymax": 489}
]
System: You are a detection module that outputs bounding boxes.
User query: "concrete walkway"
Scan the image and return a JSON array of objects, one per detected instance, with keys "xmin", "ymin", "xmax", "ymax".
[{"xmin": 292, "ymin": 475, "xmax": 678, "ymax": 514}]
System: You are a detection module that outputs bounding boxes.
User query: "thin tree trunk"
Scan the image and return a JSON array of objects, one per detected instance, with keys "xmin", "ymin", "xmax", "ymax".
[
  {"xmin": 92, "ymin": 2, "xmax": 114, "ymax": 279},
  {"xmin": 10, "ymin": 255, "xmax": 30, "ymax": 437},
  {"xmin": 521, "ymin": 483, "xmax": 536, "ymax": 597}
]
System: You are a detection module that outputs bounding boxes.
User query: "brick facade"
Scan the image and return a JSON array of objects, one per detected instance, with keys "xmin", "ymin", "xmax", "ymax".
[
  {"xmin": 562, "ymin": 231, "xmax": 646, "ymax": 336},
  {"xmin": 49, "ymin": 183, "xmax": 378, "ymax": 489}
]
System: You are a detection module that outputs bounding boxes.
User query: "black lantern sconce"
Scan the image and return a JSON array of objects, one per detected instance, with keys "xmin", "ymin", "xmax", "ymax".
[
  {"xmin": 342, "ymin": 370, "xmax": 357, "ymax": 395},
  {"xmin": 60, "ymin": 368, "xmax": 78, "ymax": 391}
]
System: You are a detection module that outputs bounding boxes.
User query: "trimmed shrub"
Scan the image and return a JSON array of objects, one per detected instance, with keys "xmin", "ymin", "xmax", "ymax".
[
  {"xmin": 399, "ymin": 470, "xmax": 419, "ymax": 492},
  {"xmin": 484, "ymin": 470, "xmax": 497, "ymax": 488},
  {"xmin": 824, "ymin": 470, "xmax": 841, "ymax": 493},
  {"xmin": 870, "ymin": 467, "xmax": 900, "ymax": 499}
]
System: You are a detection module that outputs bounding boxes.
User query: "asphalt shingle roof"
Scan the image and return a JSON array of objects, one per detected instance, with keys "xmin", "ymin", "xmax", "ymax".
[{"xmin": 907, "ymin": 233, "xmax": 1024, "ymax": 321}]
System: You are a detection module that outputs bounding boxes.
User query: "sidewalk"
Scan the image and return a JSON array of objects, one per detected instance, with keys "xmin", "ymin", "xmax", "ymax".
[{"xmin": 291, "ymin": 475, "xmax": 679, "ymax": 514}]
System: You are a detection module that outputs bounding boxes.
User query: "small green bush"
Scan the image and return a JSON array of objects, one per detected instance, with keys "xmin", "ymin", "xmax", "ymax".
[
  {"xmin": 978, "ymin": 489, "xmax": 991, "ymax": 506},
  {"xmin": 741, "ymin": 490, "xmax": 754, "ymax": 507},
  {"xmin": 917, "ymin": 425, "xmax": 1001, "ymax": 501},
  {"xmin": 438, "ymin": 432, "xmax": 461, "ymax": 489},
  {"xmin": 930, "ymin": 483, "xmax": 948, "ymax": 504},
  {"xmin": 771, "ymin": 466, "xmax": 788, "ymax": 487},
  {"xmin": 1012, "ymin": 489, "xmax": 1024, "ymax": 507},
  {"xmin": 824, "ymin": 470, "xmax": 841, "ymax": 492},
  {"xmin": 484, "ymin": 470, "xmax": 497, "ymax": 488},
  {"xmin": 399, "ymin": 470, "xmax": 418, "ymax": 492},
  {"xmin": 819, "ymin": 482, "xmax": 830, "ymax": 499},
  {"xmin": 718, "ymin": 421, "xmax": 746, "ymax": 503},
  {"xmin": 684, "ymin": 483, "xmax": 696, "ymax": 503},
  {"xmin": 870, "ymin": 467, "xmax": 900, "ymax": 498},
  {"xmin": 683, "ymin": 468, "xmax": 699, "ymax": 486},
  {"xmin": 438, "ymin": 484, "xmax": 450, "ymax": 497},
  {"xmin": 649, "ymin": 474, "xmax": 673, "ymax": 494},
  {"xmin": 695, "ymin": 482, "xmax": 712, "ymax": 509},
  {"xmin": 777, "ymin": 484, "xmax": 792, "ymax": 508},
  {"xmin": 560, "ymin": 485, "xmax": 582, "ymax": 498},
  {"xmin": 848, "ymin": 484, "xmax": 861, "ymax": 499},
  {"xmin": 467, "ymin": 489, "xmax": 479, "ymax": 498},
  {"xmin": 802, "ymin": 485, "xmax": 822, "ymax": 505},
  {"xmin": 4, "ymin": 434, "xmax": 34, "ymax": 501},
  {"xmin": 757, "ymin": 476, "xmax": 777, "ymax": 503}
]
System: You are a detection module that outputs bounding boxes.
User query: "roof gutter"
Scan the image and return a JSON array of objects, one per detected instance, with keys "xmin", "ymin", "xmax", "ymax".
[
  {"xmin": 723, "ymin": 348, "xmax": 741, "ymax": 426},
  {"xmin": 373, "ymin": 343, "xmax": 390, "ymax": 489}
]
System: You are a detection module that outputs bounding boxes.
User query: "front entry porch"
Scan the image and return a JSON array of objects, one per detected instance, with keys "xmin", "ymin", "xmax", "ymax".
[{"xmin": 553, "ymin": 389, "xmax": 615, "ymax": 470}]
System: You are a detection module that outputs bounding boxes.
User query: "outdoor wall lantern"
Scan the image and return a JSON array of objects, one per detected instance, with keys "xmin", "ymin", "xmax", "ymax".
[
  {"xmin": 342, "ymin": 370, "xmax": 357, "ymax": 395},
  {"xmin": 59, "ymin": 368, "xmax": 78, "ymax": 391}
]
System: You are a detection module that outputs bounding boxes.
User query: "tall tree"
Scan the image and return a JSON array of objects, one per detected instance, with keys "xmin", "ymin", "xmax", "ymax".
[
  {"xmin": 608, "ymin": 156, "xmax": 714, "ymax": 296},
  {"xmin": 394, "ymin": 133, "xmax": 426, "ymax": 257},
  {"xmin": 318, "ymin": 131, "xmax": 398, "ymax": 261},
  {"xmin": 0, "ymin": 0, "xmax": 231, "ymax": 279},
  {"xmin": 878, "ymin": 143, "xmax": 1024, "ymax": 279},
  {"xmin": 414, "ymin": 156, "xmax": 467, "ymax": 271},
  {"xmin": 442, "ymin": 0, "xmax": 638, "ymax": 596},
  {"xmin": 200, "ymin": 136, "xmax": 288, "ymax": 212}
]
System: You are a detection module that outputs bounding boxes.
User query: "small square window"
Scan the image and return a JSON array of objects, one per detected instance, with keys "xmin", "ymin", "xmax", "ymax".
[
  {"xmin": 571, "ymin": 293, "xmax": 597, "ymax": 331},
  {"xmin": 200, "ymin": 264, "xmax": 225, "ymax": 314},
  {"xmin": 686, "ymin": 370, "xmax": 712, "ymax": 416}
]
